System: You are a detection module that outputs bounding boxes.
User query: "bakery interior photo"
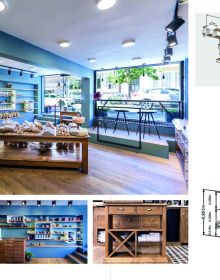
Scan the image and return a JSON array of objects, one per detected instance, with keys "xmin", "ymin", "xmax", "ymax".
[
  {"xmin": 93, "ymin": 200, "xmax": 188, "ymax": 264},
  {"xmin": 0, "ymin": 0, "xmax": 188, "ymax": 195},
  {"xmin": 0, "ymin": 200, "xmax": 88, "ymax": 264}
]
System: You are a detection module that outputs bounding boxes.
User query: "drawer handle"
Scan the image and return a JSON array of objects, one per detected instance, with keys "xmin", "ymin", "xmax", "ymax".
[
  {"xmin": 147, "ymin": 208, "xmax": 152, "ymax": 211},
  {"xmin": 117, "ymin": 208, "xmax": 124, "ymax": 211}
]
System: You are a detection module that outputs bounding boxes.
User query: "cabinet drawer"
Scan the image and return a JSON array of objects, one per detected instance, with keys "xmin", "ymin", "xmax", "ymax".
[
  {"xmin": 141, "ymin": 216, "xmax": 161, "ymax": 229},
  {"xmin": 137, "ymin": 206, "xmax": 162, "ymax": 215},
  {"xmin": 109, "ymin": 206, "xmax": 136, "ymax": 215},
  {"xmin": 113, "ymin": 215, "xmax": 140, "ymax": 229}
]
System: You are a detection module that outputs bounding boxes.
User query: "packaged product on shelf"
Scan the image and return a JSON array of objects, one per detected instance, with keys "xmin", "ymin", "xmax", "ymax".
[
  {"xmin": 56, "ymin": 123, "xmax": 70, "ymax": 136},
  {"xmin": 34, "ymin": 119, "xmax": 43, "ymax": 130},
  {"xmin": 29, "ymin": 142, "xmax": 52, "ymax": 153}
]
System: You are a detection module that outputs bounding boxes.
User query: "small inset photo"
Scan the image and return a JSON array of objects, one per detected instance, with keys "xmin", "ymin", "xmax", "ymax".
[
  {"xmin": 0, "ymin": 199, "xmax": 87, "ymax": 264},
  {"xmin": 196, "ymin": 13, "xmax": 220, "ymax": 86},
  {"xmin": 93, "ymin": 200, "xmax": 188, "ymax": 264}
]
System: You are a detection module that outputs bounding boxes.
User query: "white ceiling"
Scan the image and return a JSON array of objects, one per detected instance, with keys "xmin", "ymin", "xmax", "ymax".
[{"xmin": 0, "ymin": 0, "xmax": 188, "ymax": 70}]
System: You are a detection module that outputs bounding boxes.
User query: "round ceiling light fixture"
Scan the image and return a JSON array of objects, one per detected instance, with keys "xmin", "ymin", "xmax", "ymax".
[
  {"xmin": 96, "ymin": 0, "xmax": 116, "ymax": 10},
  {"xmin": 88, "ymin": 58, "xmax": 96, "ymax": 63},
  {"xmin": 122, "ymin": 39, "xmax": 136, "ymax": 48},
  {"xmin": 0, "ymin": 1, "xmax": 6, "ymax": 12},
  {"xmin": 59, "ymin": 41, "xmax": 71, "ymax": 48}
]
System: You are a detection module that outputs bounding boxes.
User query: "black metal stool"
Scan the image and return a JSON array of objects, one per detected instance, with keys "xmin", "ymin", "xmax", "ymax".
[
  {"xmin": 113, "ymin": 109, "xmax": 130, "ymax": 135},
  {"xmin": 136, "ymin": 110, "xmax": 160, "ymax": 139}
]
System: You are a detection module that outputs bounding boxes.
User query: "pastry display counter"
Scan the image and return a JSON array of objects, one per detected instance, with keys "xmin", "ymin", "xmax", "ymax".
[
  {"xmin": 0, "ymin": 133, "xmax": 89, "ymax": 173},
  {"xmin": 0, "ymin": 238, "xmax": 26, "ymax": 263}
]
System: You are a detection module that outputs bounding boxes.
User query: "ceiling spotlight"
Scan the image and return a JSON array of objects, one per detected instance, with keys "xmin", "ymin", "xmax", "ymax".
[
  {"xmin": 20, "ymin": 70, "xmax": 23, "ymax": 77},
  {"xmin": 59, "ymin": 41, "xmax": 71, "ymax": 48},
  {"xmin": 96, "ymin": 0, "xmax": 116, "ymax": 10},
  {"xmin": 22, "ymin": 201, "xmax": 26, "ymax": 206},
  {"xmin": 68, "ymin": 200, "xmax": 73, "ymax": 207},
  {"xmin": 52, "ymin": 200, "xmax": 56, "ymax": 207},
  {"xmin": 30, "ymin": 73, "xmax": 34, "ymax": 78},
  {"xmin": 167, "ymin": 32, "xmax": 178, "ymax": 47},
  {"xmin": 164, "ymin": 47, "xmax": 173, "ymax": 56},
  {"xmin": 0, "ymin": 1, "xmax": 6, "ymax": 12},
  {"xmin": 165, "ymin": 17, "xmax": 185, "ymax": 32},
  {"xmin": 163, "ymin": 55, "xmax": 171, "ymax": 63},
  {"xmin": 122, "ymin": 39, "xmax": 136, "ymax": 48},
  {"xmin": 178, "ymin": 0, "xmax": 188, "ymax": 4},
  {"xmin": 132, "ymin": 57, "xmax": 142, "ymax": 62},
  {"xmin": 88, "ymin": 58, "xmax": 96, "ymax": 63},
  {"xmin": 37, "ymin": 200, "xmax": 41, "ymax": 207},
  {"xmin": 8, "ymin": 68, "xmax": 12, "ymax": 75},
  {"xmin": 6, "ymin": 201, "xmax": 11, "ymax": 206},
  {"xmin": 216, "ymin": 58, "xmax": 220, "ymax": 63}
]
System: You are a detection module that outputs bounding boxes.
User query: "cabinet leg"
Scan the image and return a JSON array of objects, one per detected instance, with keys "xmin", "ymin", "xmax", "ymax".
[{"xmin": 82, "ymin": 140, "xmax": 88, "ymax": 174}]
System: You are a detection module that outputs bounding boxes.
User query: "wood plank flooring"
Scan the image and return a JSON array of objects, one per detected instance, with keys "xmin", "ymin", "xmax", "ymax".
[
  {"xmin": 26, "ymin": 258, "xmax": 72, "ymax": 264},
  {"xmin": 0, "ymin": 142, "xmax": 187, "ymax": 195}
]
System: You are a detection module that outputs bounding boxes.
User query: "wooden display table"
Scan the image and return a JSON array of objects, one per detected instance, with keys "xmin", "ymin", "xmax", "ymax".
[
  {"xmin": 0, "ymin": 133, "xmax": 89, "ymax": 173},
  {"xmin": 104, "ymin": 202, "xmax": 168, "ymax": 264}
]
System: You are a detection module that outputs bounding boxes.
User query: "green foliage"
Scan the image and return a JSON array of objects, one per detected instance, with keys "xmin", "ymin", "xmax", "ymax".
[{"xmin": 108, "ymin": 67, "xmax": 159, "ymax": 85}]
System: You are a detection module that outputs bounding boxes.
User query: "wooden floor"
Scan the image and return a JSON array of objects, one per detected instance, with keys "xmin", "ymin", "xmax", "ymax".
[
  {"xmin": 0, "ymin": 142, "xmax": 187, "ymax": 195},
  {"xmin": 26, "ymin": 258, "xmax": 72, "ymax": 264}
]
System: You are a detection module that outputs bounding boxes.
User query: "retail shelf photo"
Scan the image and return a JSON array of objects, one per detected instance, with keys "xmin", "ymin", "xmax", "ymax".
[{"xmin": 0, "ymin": 200, "xmax": 88, "ymax": 264}]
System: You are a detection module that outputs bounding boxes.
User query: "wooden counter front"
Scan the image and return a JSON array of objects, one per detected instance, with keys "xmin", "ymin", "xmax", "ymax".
[
  {"xmin": 0, "ymin": 239, "xmax": 26, "ymax": 263},
  {"xmin": 0, "ymin": 132, "xmax": 89, "ymax": 173}
]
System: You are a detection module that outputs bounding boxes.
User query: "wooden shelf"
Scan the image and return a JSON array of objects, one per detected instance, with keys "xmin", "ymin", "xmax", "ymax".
[{"xmin": 109, "ymin": 229, "xmax": 163, "ymax": 232}]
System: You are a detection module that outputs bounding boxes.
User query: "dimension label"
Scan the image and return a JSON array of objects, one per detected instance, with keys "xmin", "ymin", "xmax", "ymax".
[{"xmin": 202, "ymin": 189, "xmax": 220, "ymax": 237}]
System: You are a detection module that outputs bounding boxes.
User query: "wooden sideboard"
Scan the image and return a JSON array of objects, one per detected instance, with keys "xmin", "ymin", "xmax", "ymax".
[
  {"xmin": 0, "ymin": 239, "xmax": 26, "ymax": 263},
  {"xmin": 94, "ymin": 205, "xmax": 189, "ymax": 246},
  {"xmin": 103, "ymin": 203, "xmax": 168, "ymax": 263}
]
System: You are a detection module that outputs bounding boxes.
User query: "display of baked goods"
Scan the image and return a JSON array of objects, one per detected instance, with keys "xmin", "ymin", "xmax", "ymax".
[
  {"xmin": 72, "ymin": 116, "xmax": 85, "ymax": 124},
  {"xmin": 0, "ymin": 120, "xmax": 20, "ymax": 133},
  {"xmin": 56, "ymin": 123, "xmax": 70, "ymax": 136},
  {"xmin": 0, "ymin": 111, "xmax": 19, "ymax": 119},
  {"xmin": 21, "ymin": 121, "xmax": 41, "ymax": 133},
  {"xmin": 41, "ymin": 121, "xmax": 56, "ymax": 136}
]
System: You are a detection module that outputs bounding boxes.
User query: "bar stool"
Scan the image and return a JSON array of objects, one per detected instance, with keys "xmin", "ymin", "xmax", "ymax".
[
  {"xmin": 113, "ymin": 109, "xmax": 130, "ymax": 135},
  {"xmin": 136, "ymin": 110, "xmax": 160, "ymax": 139}
]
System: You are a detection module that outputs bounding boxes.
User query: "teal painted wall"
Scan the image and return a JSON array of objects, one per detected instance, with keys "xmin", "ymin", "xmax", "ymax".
[{"xmin": 0, "ymin": 31, "xmax": 94, "ymax": 126}]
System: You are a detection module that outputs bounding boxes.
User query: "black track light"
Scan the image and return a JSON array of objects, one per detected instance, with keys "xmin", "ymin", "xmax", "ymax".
[
  {"xmin": 165, "ymin": 16, "xmax": 185, "ymax": 32},
  {"xmin": 8, "ymin": 68, "xmax": 12, "ymax": 75},
  {"xmin": 68, "ymin": 200, "xmax": 73, "ymax": 207},
  {"xmin": 20, "ymin": 70, "xmax": 23, "ymax": 77},
  {"xmin": 163, "ymin": 55, "xmax": 171, "ymax": 63},
  {"xmin": 52, "ymin": 200, "xmax": 56, "ymax": 207},
  {"xmin": 22, "ymin": 200, "xmax": 26, "ymax": 206},
  {"xmin": 6, "ymin": 201, "xmax": 11, "ymax": 206},
  {"xmin": 37, "ymin": 200, "xmax": 41, "ymax": 207},
  {"xmin": 167, "ymin": 32, "xmax": 178, "ymax": 47},
  {"xmin": 30, "ymin": 73, "xmax": 34, "ymax": 78},
  {"xmin": 164, "ymin": 47, "xmax": 173, "ymax": 56}
]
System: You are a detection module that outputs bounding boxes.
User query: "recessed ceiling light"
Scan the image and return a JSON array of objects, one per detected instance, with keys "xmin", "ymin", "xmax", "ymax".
[
  {"xmin": 96, "ymin": 0, "xmax": 116, "ymax": 10},
  {"xmin": 59, "ymin": 41, "xmax": 71, "ymax": 48},
  {"xmin": 122, "ymin": 39, "xmax": 136, "ymax": 48},
  {"xmin": 88, "ymin": 58, "xmax": 96, "ymax": 63},
  {"xmin": 0, "ymin": 1, "xmax": 6, "ymax": 12}
]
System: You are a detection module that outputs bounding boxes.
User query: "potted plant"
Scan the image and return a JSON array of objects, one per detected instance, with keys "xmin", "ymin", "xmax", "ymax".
[{"xmin": 25, "ymin": 252, "xmax": 34, "ymax": 262}]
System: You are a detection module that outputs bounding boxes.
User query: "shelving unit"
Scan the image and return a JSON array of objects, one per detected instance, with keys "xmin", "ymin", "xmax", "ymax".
[
  {"xmin": 104, "ymin": 203, "xmax": 168, "ymax": 264},
  {"xmin": 0, "ymin": 214, "xmax": 84, "ymax": 249},
  {"xmin": 0, "ymin": 81, "xmax": 39, "ymax": 123}
]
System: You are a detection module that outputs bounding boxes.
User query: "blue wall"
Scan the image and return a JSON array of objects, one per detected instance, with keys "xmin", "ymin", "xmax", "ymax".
[
  {"xmin": 0, "ymin": 205, "xmax": 87, "ymax": 258},
  {"xmin": 0, "ymin": 31, "xmax": 94, "ymax": 126},
  {"xmin": 0, "ymin": 68, "xmax": 41, "ymax": 123}
]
